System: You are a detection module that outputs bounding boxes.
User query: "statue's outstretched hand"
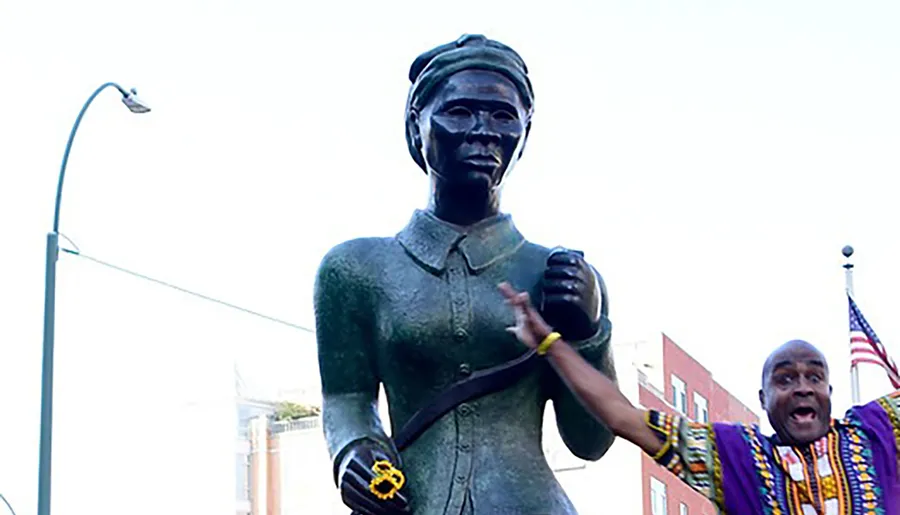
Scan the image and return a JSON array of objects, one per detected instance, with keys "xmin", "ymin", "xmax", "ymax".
[{"xmin": 339, "ymin": 442, "xmax": 410, "ymax": 514}]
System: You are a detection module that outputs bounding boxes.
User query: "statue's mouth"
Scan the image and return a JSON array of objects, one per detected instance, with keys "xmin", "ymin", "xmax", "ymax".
[{"xmin": 462, "ymin": 155, "xmax": 500, "ymax": 167}]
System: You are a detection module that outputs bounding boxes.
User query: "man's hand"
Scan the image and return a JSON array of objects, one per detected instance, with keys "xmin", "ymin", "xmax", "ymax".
[
  {"xmin": 540, "ymin": 249, "xmax": 600, "ymax": 341},
  {"xmin": 339, "ymin": 442, "xmax": 410, "ymax": 514},
  {"xmin": 499, "ymin": 282, "xmax": 553, "ymax": 349}
]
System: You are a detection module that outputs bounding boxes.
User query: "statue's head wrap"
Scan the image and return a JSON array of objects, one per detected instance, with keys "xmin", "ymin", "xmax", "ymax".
[{"xmin": 405, "ymin": 34, "xmax": 535, "ymax": 172}]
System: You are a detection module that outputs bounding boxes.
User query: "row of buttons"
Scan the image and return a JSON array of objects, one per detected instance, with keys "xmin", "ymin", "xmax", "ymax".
[
  {"xmin": 455, "ymin": 398, "xmax": 473, "ymax": 481},
  {"xmin": 446, "ymin": 256, "xmax": 474, "ymax": 510}
]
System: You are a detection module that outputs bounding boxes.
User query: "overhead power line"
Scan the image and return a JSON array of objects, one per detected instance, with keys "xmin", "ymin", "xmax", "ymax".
[
  {"xmin": 0, "ymin": 493, "xmax": 18, "ymax": 515},
  {"xmin": 59, "ymin": 247, "xmax": 314, "ymax": 333}
]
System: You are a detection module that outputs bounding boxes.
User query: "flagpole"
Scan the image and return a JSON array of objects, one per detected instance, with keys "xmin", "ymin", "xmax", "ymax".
[{"xmin": 843, "ymin": 245, "xmax": 861, "ymax": 405}]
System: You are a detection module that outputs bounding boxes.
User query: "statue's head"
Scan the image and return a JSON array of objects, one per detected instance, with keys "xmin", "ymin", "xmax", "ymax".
[{"xmin": 405, "ymin": 35, "xmax": 534, "ymax": 194}]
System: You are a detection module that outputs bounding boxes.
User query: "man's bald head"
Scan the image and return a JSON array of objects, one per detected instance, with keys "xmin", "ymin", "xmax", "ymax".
[
  {"xmin": 759, "ymin": 339, "xmax": 833, "ymax": 445},
  {"xmin": 761, "ymin": 340, "xmax": 829, "ymax": 387}
]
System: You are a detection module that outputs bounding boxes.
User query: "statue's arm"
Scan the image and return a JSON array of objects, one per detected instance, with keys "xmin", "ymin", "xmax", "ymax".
[
  {"xmin": 315, "ymin": 242, "xmax": 393, "ymax": 484},
  {"xmin": 550, "ymin": 269, "xmax": 618, "ymax": 461}
]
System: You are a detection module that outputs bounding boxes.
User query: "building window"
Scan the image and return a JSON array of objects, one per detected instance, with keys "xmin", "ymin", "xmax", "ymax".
[
  {"xmin": 650, "ymin": 477, "xmax": 667, "ymax": 515},
  {"xmin": 671, "ymin": 375, "xmax": 687, "ymax": 414},
  {"xmin": 694, "ymin": 392, "xmax": 709, "ymax": 423},
  {"xmin": 680, "ymin": 502, "xmax": 689, "ymax": 515}
]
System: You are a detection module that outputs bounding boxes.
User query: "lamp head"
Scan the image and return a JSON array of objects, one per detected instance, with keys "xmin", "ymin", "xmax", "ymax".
[{"xmin": 121, "ymin": 88, "xmax": 151, "ymax": 114}]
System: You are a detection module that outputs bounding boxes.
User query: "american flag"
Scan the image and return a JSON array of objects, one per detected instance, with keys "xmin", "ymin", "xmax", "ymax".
[{"xmin": 848, "ymin": 295, "xmax": 900, "ymax": 389}]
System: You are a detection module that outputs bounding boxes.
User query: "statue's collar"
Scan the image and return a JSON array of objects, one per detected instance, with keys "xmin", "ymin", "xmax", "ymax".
[{"xmin": 397, "ymin": 209, "xmax": 525, "ymax": 275}]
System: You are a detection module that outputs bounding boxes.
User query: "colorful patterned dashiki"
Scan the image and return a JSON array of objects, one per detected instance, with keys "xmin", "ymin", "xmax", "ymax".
[{"xmin": 647, "ymin": 390, "xmax": 900, "ymax": 515}]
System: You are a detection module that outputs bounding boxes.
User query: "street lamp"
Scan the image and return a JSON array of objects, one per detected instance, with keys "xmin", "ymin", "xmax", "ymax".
[{"xmin": 39, "ymin": 83, "xmax": 150, "ymax": 515}]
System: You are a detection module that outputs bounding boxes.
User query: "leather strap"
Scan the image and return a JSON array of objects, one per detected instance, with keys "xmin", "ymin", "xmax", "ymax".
[
  {"xmin": 392, "ymin": 348, "xmax": 540, "ymax": 451},
  {"xmin": 348, "ymin": 350, "xmax": 540, "ymax": 514}
]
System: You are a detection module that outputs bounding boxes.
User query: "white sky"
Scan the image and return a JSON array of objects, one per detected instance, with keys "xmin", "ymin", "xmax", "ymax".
[{"xmin": 1, "ymin": 1, "xmax": 899, "ymax": 513}]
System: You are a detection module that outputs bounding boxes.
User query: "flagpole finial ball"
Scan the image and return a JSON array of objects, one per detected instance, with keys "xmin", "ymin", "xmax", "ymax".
[{"xmin": 842, "ymin": 245, "xmax": 854, "ymax": 258}]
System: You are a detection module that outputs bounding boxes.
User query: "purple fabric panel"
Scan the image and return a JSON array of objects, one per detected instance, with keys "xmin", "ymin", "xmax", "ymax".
[
  {"xmin": 712, "ymin": 423, "xmax": 763, "ymax": 515},
  {"xmin": 853, "ymin": 400, "xmax": 900, "ymax": 515}
]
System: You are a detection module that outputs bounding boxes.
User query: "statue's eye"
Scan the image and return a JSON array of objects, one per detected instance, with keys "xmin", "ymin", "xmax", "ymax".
[
  {"xmin": 446, "ymin": 106, "xmax": 472, "ymax": 117},
  {"xmin": 493, "ymin": 110, "xmax": 516, "ymax": 121}
]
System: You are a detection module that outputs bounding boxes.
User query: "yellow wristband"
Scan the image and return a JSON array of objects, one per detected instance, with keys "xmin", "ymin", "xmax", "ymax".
[{"xmin": 537, "ymin": 332, "xmax": 562, "ymax": 355}]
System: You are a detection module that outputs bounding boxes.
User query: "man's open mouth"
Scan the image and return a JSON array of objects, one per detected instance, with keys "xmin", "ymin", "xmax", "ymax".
[{"xmin": 790, "ymin": 407, "xmax": 818, "ymax": 422}]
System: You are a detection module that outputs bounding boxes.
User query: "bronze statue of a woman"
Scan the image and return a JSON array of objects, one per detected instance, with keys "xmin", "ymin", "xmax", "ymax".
[{"xmin": 315, "ymin": 34, "xmax": 618, "ymax": 515}]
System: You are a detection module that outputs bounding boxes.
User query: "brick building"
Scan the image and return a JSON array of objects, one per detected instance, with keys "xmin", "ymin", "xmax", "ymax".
[
  {"xmin": 636, "ymin": 334, "xmax": 759, "ymax": 515},
  {"xmin": 240, "ymin": 332, "xmax": 759, "ymax": 514}
]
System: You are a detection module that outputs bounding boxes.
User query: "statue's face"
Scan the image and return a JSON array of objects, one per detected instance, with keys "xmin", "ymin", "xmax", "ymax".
[{"xmin": 413, "ymin": 69, "xmax": 530, "ymax": 190}]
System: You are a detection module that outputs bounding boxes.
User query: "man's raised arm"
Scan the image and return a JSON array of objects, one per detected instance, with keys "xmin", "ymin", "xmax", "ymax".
[{"xmin": 499, "ymin": 282, "xmax": 720, "ymax": 505}]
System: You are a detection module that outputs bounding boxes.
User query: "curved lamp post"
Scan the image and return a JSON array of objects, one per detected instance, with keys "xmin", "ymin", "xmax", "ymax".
[{"xmin": 39, "ymin": 83, "xmax": 150, "ymax": 515}]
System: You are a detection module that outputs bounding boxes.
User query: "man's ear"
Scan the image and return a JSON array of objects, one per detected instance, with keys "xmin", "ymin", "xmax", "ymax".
[{"xmin": 758, "ymin": 389, "xmax": 766, "ymax": 411}]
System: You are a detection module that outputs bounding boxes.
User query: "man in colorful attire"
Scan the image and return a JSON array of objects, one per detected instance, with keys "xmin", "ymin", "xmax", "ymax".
[
  {"xmin": 649, "ymin": 379, "xmax": 899, "ymax": 513},
  {"xmin": 498, "ymin": 283, "xmax": 900, "ymax": 514}
]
